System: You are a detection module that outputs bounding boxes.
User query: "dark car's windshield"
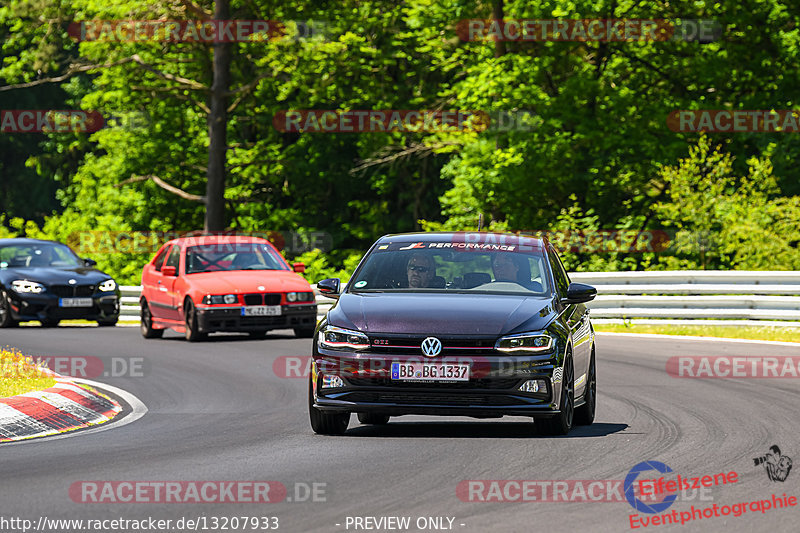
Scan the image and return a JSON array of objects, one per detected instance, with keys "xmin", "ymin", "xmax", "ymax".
[
  {"xmin": 0, "ymin": 243, "xmax": 82, "ymax": 268},
  {"xmin": 185, "ymin": 242, "xmax": 289, "ymax": 274},
  {"xmin": 349, "ymin": 240, "xmax": 550, "ymax": 295}
]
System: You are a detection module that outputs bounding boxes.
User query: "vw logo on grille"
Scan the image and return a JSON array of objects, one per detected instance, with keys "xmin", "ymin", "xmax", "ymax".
[
  {"xmin": 68, "ymin": 279, "xmax": 77, "ymax": 285},
  {"xmin": 420, "ymin": 337, "xmax": 442, "ymax": 358}
]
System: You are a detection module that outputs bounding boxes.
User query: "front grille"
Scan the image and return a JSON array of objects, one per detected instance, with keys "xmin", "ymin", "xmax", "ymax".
[
  {"xmin": 49, "ymin": 285, "xmax": 94, "ymax": 298},
  {"xmin": 342, "ymin": 392, "xmax": 518, "ymax": 406},
  {"xmin": 50, "ymin": 286, "xmax": 73, "ymax": 298},
  {"xmin": 75, "ymin": 286, "xmax": 94, "ymax": 297},
  {"xmin": 346, "ymin": 377, "xmax": 521, "ymax": 390},
  {"xmin": 243, "ymin": 293, "xmax": 281, "ymax": 306},
  {"xmin": 367, "ymin": 336, "xmax": 497, "ymax": 355},
  {"xmin": 244, "ymin": 294, "xmax": 262, "ymax": 305}
]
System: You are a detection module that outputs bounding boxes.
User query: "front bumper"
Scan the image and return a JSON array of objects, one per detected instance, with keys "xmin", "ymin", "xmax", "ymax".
[
  {"xmin": 196, "ymin": 304, "xmax": 317, "ymax": 332},
  {"xmin": 7, "ymin": 291, "xmax": 120, "ymax": 322},
  {"xmin": 311, "ymin": 348, "xmax": 565, "ymax": 418}
]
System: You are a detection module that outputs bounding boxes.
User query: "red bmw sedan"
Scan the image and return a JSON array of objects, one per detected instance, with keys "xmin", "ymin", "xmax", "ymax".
[{"xmin": 140, "ymin": 235, "xmax": 317, "ymax": 341}]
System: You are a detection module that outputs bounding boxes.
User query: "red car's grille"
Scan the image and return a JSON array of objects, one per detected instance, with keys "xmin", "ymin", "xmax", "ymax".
[{"xmin": 243, "ymin": 293, "xmax": 281, "ymax": 306}]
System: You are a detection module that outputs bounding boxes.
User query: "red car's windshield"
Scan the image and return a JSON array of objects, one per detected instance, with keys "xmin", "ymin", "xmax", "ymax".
[{"xmin": 185, "ymin": 243, "xmax": 289, "ymax": 274}]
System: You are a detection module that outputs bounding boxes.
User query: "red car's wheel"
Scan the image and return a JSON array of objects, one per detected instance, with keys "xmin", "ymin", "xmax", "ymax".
[
  {"xmin": 184, "ymin": 298, "xmax": 207, "ymax": 342},
  {"xmin": 140, "ymin": 299, "xmax": 163, "ymax": 339}
]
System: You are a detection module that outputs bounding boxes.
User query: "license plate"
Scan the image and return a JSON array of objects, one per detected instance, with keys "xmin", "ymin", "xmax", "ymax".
[
  {"xmin": 241, "ymin": 305, "xmax": 281, "ymax": 316},
  {"xmin": 391, "ymin": 362, "xmax": 470, "ymax": 381},
  {"xmin": 59, "ymin": 298, "xmax": 93, "ymax": 307}
]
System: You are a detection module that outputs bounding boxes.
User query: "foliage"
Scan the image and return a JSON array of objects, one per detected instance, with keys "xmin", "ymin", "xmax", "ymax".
[{"xmin": 2, "ymin": 0, "xmax": 800, "ymax": 276}]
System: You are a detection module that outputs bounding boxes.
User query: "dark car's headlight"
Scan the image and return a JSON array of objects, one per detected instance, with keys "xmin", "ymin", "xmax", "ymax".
[
  {"xmin": 318, "ymin": 325, "xmax": 369, "ymax": 350},
  {"xmin": 202, "ymin": 294, "xmax": 238, "ymax": 304},
  {"xmin": 11, "ymin": 280, "xmax": 45, "ymax": 294},
  {"xmin": 495, "ymin": 333, "xmax": 553, "ymax": 353},
  {"xmin": 98, "ymin": 279, "xmax": 117, "ymax": 292}
]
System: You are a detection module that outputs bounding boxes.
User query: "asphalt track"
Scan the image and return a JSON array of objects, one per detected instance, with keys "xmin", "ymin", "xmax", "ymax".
[{"xmin": 1, "ymin": 327, "xmax": 798, "ymax": 533}]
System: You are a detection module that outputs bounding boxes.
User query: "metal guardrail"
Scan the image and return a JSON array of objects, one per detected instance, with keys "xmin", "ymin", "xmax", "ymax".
[{"xmin": 118, "ymin": 271, "xmax": 800, "ymax": 326}]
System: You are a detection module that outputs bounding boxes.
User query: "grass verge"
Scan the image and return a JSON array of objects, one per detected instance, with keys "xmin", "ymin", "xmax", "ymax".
[
  {"xmin": 0, "ymin": 348, "xmax": 57, "ymax": 398},
  {"xmin": 594, "ymin": 324, "xmax": 800, "ymax": 343}
]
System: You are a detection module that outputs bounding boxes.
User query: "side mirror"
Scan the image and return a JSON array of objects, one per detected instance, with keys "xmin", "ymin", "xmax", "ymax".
[
  {"xmin": 561, "ymin": 282, "xmax": 597, "ymax": 304},
  {"xmin": 317, "ymin": 278, "xmax": 340, "ymax": 298},
  {"xmin": 83, "ymin": 258, "xmax": 97, "ymax": 267},
  {"xmin": 162, "ymin": 266, "xmax": 178, "ymax": 277},
  {"xmin": 292, "ymin": 262, "xmax": 306, "ymax": 273}
]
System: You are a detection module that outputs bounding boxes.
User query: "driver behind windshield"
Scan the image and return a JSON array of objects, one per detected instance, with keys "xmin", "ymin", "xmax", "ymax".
[
  {"xmin": 491, "ymin": 253, "xmax": 520, "ymax": 282},
  {"xmin": 406, "ymin": 253, "xmax": 435, "ymax": 288}
]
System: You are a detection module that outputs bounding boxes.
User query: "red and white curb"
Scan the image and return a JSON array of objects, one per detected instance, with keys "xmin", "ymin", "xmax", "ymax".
[{"xmin": 0, "ymin": 377, "xmax": 123, "ymax": 443}]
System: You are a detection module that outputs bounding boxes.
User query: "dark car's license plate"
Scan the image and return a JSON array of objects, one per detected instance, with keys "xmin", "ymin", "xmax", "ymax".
[{"xmin": 391, "ymin": 362, "xmax": 470, "ymax": 381}]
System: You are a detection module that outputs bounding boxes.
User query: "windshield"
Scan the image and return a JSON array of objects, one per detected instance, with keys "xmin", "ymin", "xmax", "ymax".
[
  {"xmin": 0, "ymin": 243, "xmax": 82, "ymax": 268},
  {"xmin": 185, "ymin": 242, "xmax": 289, "ymax": 274},
  {"xmin": 349, "ymin": 241, "xmax": 550, "ymax": 295}
]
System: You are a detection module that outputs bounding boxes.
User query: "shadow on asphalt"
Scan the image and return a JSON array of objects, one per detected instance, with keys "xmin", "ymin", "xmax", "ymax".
[
  {"xmin": 159, "ymin": 332, "xmax": 301, "ymax": 342},
  {"xmin": 343, "ymin": 421, "xmax": 628, "ymax": 439}
]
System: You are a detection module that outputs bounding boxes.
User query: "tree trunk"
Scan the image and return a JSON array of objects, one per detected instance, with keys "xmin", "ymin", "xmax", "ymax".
[{"xmin": 205, "ymin": 0, "xmax": 231, "ymax": 232}]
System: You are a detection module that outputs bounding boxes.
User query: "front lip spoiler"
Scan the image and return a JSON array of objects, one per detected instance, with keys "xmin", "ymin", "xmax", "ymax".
[{"xmin": 313, "ymin": 398, "xmax": 560, "ymax": 418}]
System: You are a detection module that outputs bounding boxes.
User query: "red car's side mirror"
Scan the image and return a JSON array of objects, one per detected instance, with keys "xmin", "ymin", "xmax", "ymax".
[
  {"xmin": 292, "ymin": 262, "xmax": 306, "ymax": 273},
  {"xmin": 162, "ymin": 266, "xmax": 177, "ymax": 276}
]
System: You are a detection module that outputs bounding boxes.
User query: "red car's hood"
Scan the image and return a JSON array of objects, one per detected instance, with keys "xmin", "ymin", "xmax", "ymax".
[{"xmin": 186, "ymin": 270, "xmax": 311, "ymax": 294}]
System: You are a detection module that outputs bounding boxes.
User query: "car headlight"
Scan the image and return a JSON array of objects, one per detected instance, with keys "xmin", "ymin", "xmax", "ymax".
[
  {"xmin": 286, "ymin": 291, "xmax": 315, "ymax": 302},
  {"xmin": 495, "ymin": 333, "xmax": 553, "ymax": 353},
  {"xmin": 11, "ymin": 280, "xmax": 44, "ymax": 294},
  {"xmin": 202, "ymin": 294, "xmax": 239, "ymax": 305},
  {"xmin": 98, "ymin": 279, "xmax": 117, "ymax": 292},
  {"xmin": 318, "ymin": 325, "xmax": 369, "ymax": 350}
]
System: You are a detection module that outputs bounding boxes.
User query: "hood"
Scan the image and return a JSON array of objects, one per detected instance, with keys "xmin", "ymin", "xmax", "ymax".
[
  {"xmin": 0, "ymin": 266, "xmax": 111, "ymax": 285},
  {"xmin": 329, "ymin": 292, "xmax": 557, "ymax": 336},
  {"xmin": 186, "ymin": 270, "xmax": 311, "ymax": 294}
]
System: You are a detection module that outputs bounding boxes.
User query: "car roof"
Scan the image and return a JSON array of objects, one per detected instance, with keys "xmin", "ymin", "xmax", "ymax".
[
  {"xmin": 162, "ymin": 234, "xmax": 272, "ymax": 247},
  {"xmin": 375, "ymin": 231, "xmax": 547, "ymax": 247}
]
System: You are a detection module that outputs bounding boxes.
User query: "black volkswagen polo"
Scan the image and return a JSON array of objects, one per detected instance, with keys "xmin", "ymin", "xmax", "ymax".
[
  {"xmin": 309, "ymin": 232, "xmax": 597, "ymax": 435},
  {"xmin": 0, "ymin": 238, "xmax": 120, "ymax": 327}
]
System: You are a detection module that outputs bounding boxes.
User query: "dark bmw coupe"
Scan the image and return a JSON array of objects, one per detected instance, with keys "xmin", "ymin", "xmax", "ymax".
[
  {"xmin": 0, "ymin": 238, "xmax": 120, "ymax": 327},
  {"xmin": 309, "ymin": 232, "xmax": 597, "ymax": 435}
]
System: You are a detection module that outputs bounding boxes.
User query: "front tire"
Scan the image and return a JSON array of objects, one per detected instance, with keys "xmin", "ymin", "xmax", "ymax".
[
  {"xmin": 574, "ymin": 348, "xmax": 596, "ymax": 426},
  {"xmin": 308, "ymin": 377, "xmax": 349, "ymax": 435},
  {"xmin": 536, "ymin": 353, "xmax": 574, "ymax": 436},
  {"xmin": 0, "ymin": 290, "xmax": 18, "ymax": 328},
  {"xmin": 97, "ymin": 318, "xmax": 119, "ymax": 327},
  {"xmin": 184, "ymin": 298, "xmax": 207, "ymax": 342},
  {"xmin": 40, "ymin": 318, "xmax": 60, "ymax": 327},
  {"xmin": 140, "ymin": 299, "xmax": 163, "ymax": 339}
]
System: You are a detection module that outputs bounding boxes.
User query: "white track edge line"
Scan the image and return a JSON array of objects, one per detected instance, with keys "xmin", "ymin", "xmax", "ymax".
[{"xmin": 596, "ymin": 331, "xmax": 800, "ymax": 347}]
